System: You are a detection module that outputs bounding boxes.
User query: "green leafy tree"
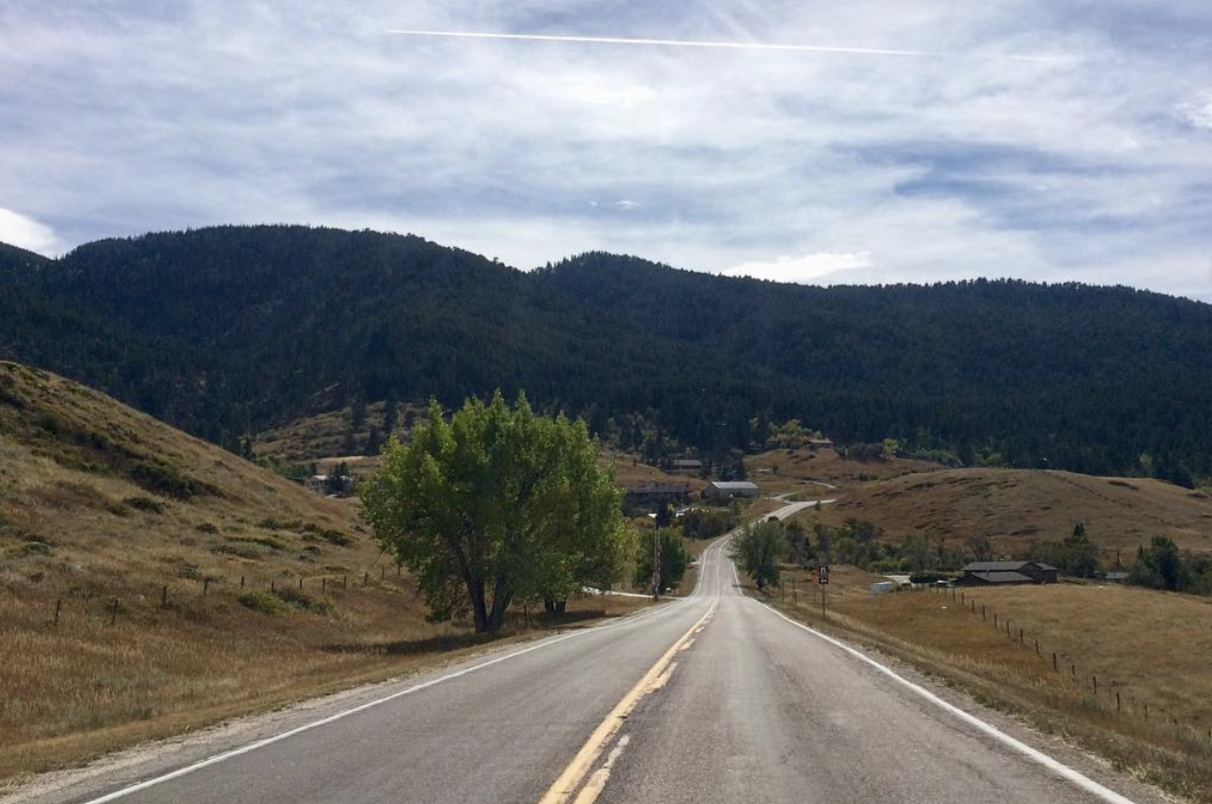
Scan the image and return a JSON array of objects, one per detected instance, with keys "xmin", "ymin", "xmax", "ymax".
[
  {"xmin": 633, "ymin": 527, "xmax": 691, "ymax": 594},
  {"xmin": 1060, "ymin": 522, "xmax": 1098, "ymax": 577},
  {"xmin": 731, "ymin": 519, "xmax": 784, "ymax": 591},
  {"xmin": 1129, "ymin": 535, "xmax": 1191, "ymax": 592},
  {"xmin": 361, "ymin": 392, "xmax": 632, "ymax": 632}
]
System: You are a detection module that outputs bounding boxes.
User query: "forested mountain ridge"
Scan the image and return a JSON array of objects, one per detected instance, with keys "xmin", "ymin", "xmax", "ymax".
[{"xmin": 0, "ymin": 225, "xmax": 1209, "ymax": 483}]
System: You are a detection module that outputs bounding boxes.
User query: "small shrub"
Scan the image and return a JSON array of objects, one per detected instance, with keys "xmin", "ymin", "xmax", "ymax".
[
  {"xmin": 35, "ymin": 412, "xmax": 67, "ymax": 437},
  {"xmin": 124, "ymin": 496, "xmax": 166, "ymax": 514},
  {"xmin": 195, "ymin": 522, "xmax": 220, "ymax": 534},
  {"xmin": 271, "ymin": 588, "xmax": 337, "ymax": 616},
  {"xmin": 131, "ymin": 460, "xmax": 216, "ymax": 500},
  {"xmin": 227, "ymin": 535, "xmax": 287, "ymax": 551},
  {"xmin": 259, "ymin": 517, "xmax": 303, "ymax": 531},
  {"xmin": 322, "ymin": 529, "xmax": 353, "ymax": 547},
  {"xmin": 106, "ymin": 501, "xmax": 132, "ymax": 517},
  {"xmin": 238, "ymin": 591, "xmax": 286, "ymax": 615},
  {"xmin": 177, "ymin": 560, "xmax": 204, "ymax": 580},
  {"xmin": 212, "ymin": 544, "xmax": 262, "ymax": 559}
]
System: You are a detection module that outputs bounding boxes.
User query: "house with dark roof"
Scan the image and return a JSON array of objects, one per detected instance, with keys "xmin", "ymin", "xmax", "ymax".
[
  {"xmin": 702, "ymin": 481, "xmax": 760, "ymax": 500},
  {"xmin": 956, "ymin": 561, "xmax": 1058, "ymax": 586}
]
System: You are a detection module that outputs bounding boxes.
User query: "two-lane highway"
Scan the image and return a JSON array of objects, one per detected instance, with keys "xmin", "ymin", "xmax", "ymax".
[{"xmin": 10, "ymin": 503, "xmax": 1164, "ymax": 804}]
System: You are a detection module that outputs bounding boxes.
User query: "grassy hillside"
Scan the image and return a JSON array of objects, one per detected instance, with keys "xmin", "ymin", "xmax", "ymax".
[
  {"xmin": 0, "ymin": 362, "xmax": 642, "ymax": 782},
  {"xmin": 816, "ymin": 467, "xmax": 1212, "ymax": 557}
]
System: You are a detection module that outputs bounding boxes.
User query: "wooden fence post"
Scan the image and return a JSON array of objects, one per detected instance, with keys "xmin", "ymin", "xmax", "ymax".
[
  {"xmin": 110, "ymin": 598, "xmax": 119, "ymax": 625},
  {"xmin": 1052, "ymin": 652, "xmax": 1058, "ymax": 671},
  {"xmin": 322, "ymin": 577, "xmax": 327, "ymax": 593},
  {"xmin": 161, "ymin": 585, "xmax": 168, "ymax": 608},
  {"xmin": 203, "ymin": 578, "xmax": 210, "ymax": 596},
  {"xmin": 363, "ymin": 572, "xmax": 368, "ymax": 587},
  {"xmin": 54, "ymin": 599, "xmax": 61, "ymax": 627},
  {"xmin": 240, "ymin": 575, "xmax": 245, "ymax": 589}
]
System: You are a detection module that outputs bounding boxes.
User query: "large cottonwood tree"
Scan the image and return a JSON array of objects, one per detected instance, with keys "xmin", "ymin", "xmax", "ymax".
[{"xmin": 361, "ymin": 392, "xmax": 631, "ymax": 632}]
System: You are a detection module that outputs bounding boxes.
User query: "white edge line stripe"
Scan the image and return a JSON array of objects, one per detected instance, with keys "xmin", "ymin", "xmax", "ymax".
[
  {"xmin": 756, "ymin": 601, "xmax": 1139, "ymax": 804},
  {"xmin": 80, "ymin": 603, "xmax": 675, "ymax": 804}
]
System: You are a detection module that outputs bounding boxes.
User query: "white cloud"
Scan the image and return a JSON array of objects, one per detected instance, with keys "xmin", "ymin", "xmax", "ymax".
[
  {"xmin": 1178, "ymin": 95, "xmax": 1212, "ymax": 130},
  {"xmin": 0, "ymin": 207, "xmax": 58, "ymax": 254},
  {"xmin": 721, "ymin": 252, "xmax": 875, "ymax": 284},
  {"xmin": 0, "ymin": 1, "xmax": 1210, "ymax": 299}
]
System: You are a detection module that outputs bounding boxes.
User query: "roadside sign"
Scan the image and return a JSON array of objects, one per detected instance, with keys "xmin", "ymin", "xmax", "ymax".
[{"xmin": 818, "ymin": 565, "xmax": 830, "ymax": 584}]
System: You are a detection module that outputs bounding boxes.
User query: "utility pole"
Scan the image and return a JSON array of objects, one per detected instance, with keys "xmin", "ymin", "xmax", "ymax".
[{"xmin": 652, "ymin": 523, "xmax": 661, "ymax": 601}]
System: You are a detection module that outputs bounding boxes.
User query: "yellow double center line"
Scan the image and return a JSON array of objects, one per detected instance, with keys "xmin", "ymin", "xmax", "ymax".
[{"xmin": 536, "ymin": 601, "xmax": 718, "ymax": 804}]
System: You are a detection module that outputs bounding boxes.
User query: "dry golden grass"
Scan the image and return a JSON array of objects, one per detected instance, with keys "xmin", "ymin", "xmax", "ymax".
[
  {"xmin": 253, "ymin": 401, "xmax": 418, "ymax": 464},
  {"xmin": 819, "ymin": 467, "xmax": 1212, "ymax": 556},
  {"xmin": 759, "ymin": 576, "xmax": 1212, "ymax": 802},
  {"xmin": 602, "ymin": 451, "xmax": 708, "ymax": 494},
  {"xmin": 746, "ymin": 447, "xmax": 943, "ymax": 496},
  {"xmin": 0, "ymin": 363, "xmax": 646, "ymax": 783}
]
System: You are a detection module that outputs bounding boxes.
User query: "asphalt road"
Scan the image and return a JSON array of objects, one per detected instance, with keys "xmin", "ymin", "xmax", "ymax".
[{"xmin": 12, "ymin": 503, "xmax": 1166, "ymax": 804}]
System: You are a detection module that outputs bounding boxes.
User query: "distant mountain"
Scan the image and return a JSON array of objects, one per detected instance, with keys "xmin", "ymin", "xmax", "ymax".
[{"xmin": 0, "ymin": 225, "xmax": 1209, "ymax": 482}]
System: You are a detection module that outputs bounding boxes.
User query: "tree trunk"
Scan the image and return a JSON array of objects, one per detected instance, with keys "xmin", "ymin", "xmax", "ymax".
[
  {"xmin": 544, "ymin": 599, "xmax": 556, "ymax": 614},
  {"xmin": 486, "ymin": 574, "xmax": 512, "ymax": 632},
  {"xmin": 468, "ymin": 577, "xmax": 489, "ymax": 633},
  {"xmin": 554, "ymin": 599, "xmax": 566, "ymax": 614}
]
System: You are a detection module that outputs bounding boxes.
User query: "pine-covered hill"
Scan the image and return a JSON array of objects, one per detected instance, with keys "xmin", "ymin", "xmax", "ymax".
[{"xmin": 0, "ymin": 225, "xmax": 1210, "ymax": 482}]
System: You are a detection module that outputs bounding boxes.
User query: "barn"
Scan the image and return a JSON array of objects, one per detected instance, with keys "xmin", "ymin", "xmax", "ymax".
[{"xmin": 956, "ymin": 561, "xmax": 1059, "ymax": 586}]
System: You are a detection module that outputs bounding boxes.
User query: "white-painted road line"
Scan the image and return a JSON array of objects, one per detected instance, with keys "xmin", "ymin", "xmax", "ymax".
[
  {"xmin": 755, "ymin": 600, "xmax": 1140, "ymax": 804},
  {"xmin": 75, "ymin": 603, "xmax": 676, "ymax": 804}
]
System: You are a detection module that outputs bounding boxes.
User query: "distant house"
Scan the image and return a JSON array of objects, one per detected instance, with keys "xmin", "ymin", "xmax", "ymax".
[
  {"xmin": 702, "ymin": 481, "xmax": 760, "ymax": 500},
  {"xmin": 1095, "ymin": 571, "xmax": 1130, "ymax": 584},
  {"xmin": 304, "ymin": 474, "xmax": 355, "ymax": 496},
  {"xmin": 624, "ymin": 482, "xmax": 692, "ymax": 514},
  {"xmin": 669, "ymin": 458, "xmax": 703, "ymax": 475},
  {"xmin": 956, "ymin": 561, "xmax": 1059, "ymax": 586},
  {"xmin": 807, "ymin": 439, "xmax": 835, "ymax": 450}
]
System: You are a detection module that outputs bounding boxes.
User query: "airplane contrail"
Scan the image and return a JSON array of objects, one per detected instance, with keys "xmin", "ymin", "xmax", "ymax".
[{"xmin": 384, "ymin": 29, "xmax": 1074, "ymax": 63}]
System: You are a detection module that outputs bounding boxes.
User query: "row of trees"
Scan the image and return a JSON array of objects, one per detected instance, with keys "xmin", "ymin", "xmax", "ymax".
[
  {"xmin": 1128, "ymin": 536, "xmax": 1212, "ymax": 595},
  {"xmin": 362, "ymin": 393, "xmax": 634, "ymax": 632},
  {"xmin": 740, "ymin": 514, "xmax": 1212, "ymax": 601}
]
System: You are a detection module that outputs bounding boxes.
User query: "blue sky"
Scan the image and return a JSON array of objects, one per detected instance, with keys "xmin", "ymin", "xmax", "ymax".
[{"xmin": 2, "ymin": 1, "xmax": 1211, "ymax": 299}]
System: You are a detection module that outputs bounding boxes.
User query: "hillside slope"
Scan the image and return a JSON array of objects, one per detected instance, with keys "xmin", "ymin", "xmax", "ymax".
[
  {"xmin": 0, "ymin": 362, "xmax": 505, "ymax": 780},
  {"xmin": 819, "ymin": 467, "xmax": 1212, "ymax": 556},
  {"xmin": 1, "ymin": 226, "xmax": 1211, "ymax": 480}
]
